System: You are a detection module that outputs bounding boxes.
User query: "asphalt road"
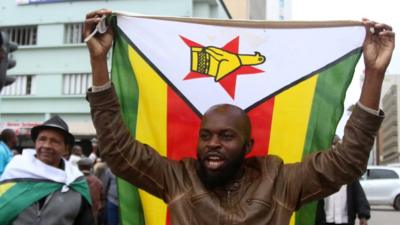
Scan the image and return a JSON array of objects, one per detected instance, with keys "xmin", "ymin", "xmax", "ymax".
[{"xmin": 357, "ymin": 206, "xmax": 400, "ymax": 225}]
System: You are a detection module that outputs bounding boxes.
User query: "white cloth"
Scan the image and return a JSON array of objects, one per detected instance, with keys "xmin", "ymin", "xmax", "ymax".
[
  {"xmin": 88, "ymin": 152, "xmax": 97, "ymax": 162},
  {"xmin": 324, "ymin": 184, "xmax": 348, "ymax": 223},
  {"xmin": 69, "ymin": 154, "xmax": 82, "ymax": 168},
  {"xmin": 0, "ymin": 149, "xmax": 83, "ymax": 192}
]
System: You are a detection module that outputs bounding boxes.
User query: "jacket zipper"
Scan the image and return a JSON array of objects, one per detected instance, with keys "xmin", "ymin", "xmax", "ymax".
[
  {"xmin": 227, "ymin": 190, "xmax": 232, "ymax": 225},
  {"xmin": 35, "ymin": 204, "xmax": 41, "ymax": 225},
  {"xmin": 36, "ymin": 193, "xmax": 54, "ymax": 225}
]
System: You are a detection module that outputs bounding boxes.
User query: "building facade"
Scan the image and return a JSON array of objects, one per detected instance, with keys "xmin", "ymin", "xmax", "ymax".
[
  {"xmin": 378, "ymin": 74, "xmax": 400, "ymax": 165},
  {"xmin": 0, "ymin": 0, "xmax": 230, "ymax": 147},
  {"xmin": 223, "ymin": 0, "xmax": 291, "ymax": 20}
]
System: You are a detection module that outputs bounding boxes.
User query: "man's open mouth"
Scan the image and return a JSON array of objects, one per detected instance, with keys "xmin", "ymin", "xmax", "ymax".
[{"xmin": 205, "ymin": 155, "xmax": 225, "ymax": 170}]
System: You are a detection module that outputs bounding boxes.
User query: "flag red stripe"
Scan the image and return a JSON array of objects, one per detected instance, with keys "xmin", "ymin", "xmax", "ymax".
[
  {"xmin": 166, "ymin": 87, "xmax": 201, "ymax": 225},
  {"xmin": 166, "ymin": 88, "xmax": 274, "ymax": 159},
  {"xmin": 247, "ymin": 97, "xmax": 275, "ymax": 157},
  {"xmin": 166, "ymin": 210, "xmax": 170, "ymax": 225},
  {"xmin": 167, "ymin": 87, "xmax": 201, "ymax": 160}
]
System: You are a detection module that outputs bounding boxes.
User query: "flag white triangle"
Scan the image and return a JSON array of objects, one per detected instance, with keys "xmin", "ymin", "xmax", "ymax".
[{"xmin": 117, "ymin": 15, "xmax": 365, "ymax": 114}]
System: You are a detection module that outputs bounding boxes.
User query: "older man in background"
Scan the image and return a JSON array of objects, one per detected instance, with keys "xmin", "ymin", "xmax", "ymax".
[{"xmin": 0, "ymin": 115, "xmax": 94, "ymax": 225}]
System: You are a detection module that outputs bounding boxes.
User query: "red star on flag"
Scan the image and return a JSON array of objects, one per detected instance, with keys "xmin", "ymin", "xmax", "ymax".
[{"xmin": 181, "ymin": 36, "xmax": 265, "ymax": 99}]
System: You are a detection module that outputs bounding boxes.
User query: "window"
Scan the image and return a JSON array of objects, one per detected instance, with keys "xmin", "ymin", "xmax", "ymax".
[
  {"xmin": 0, "ymin": 75, "xmax": 35, "ymax": 96},
  {"xmin": 1, "ymin": 26, "xmax": 37, "ymax": 46},
  {"xmin": 368, "ymin": 169, "xmax": 399, "ymax": 180},
  {"xmin": 64, "ymin": 23, "xmax": 84, "ymax": 44},
  {"xmin": 63, "ymin": 73, "xmax": 91, "ymax": 95}
]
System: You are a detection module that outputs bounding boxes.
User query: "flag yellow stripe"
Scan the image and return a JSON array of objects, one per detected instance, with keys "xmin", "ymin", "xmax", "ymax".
[
  {"xmin": 269, "ymin": 75, "xmax": 318, "ymax": 161},
  {"xmin": 0, "ymin": 182, "xmax": 15, "ymax": 196},
  {"xmin": 128, "ymin": 47, "xmax": 168, "ymax": 225},
  {"xmin": 268, "ymin": 75, "xmax": 318, "ymax": 225}
]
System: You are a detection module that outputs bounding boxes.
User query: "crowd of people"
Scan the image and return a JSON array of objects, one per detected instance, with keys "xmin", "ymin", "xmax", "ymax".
[
  {"xmin": 0, "ymin": 116, "xmax": 119, "ymax": 225},
  {"xmin": 0, "ymin": 8, "xmax": 396, "ymax": 225}
]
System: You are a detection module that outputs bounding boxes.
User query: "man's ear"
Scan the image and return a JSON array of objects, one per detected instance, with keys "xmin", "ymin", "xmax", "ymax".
[
  {"xmin": 244, "ymin": 139, "xmax": 254, "ymax": 154},
  {"xmin": 64, "ymin": 144, "xmax": 71, "ymax": 155}
]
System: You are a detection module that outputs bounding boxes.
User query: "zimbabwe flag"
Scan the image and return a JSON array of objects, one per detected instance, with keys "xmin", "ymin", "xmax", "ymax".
[
  {"xmin": 109, "ymin": 12, "xmax": 365, "ymax": 225},
  {"xmin": 0, "ymin": 179, "xmax": 91, "ymax": 224}
]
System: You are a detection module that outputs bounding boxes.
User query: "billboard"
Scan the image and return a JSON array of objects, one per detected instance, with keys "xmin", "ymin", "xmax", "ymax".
[{"xmin": 16, "ymin": 0, "xmax": 86, "ymax": 5}]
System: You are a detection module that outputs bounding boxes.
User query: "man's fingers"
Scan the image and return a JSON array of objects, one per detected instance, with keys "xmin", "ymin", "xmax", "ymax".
[
  {"xmin": 379, "ymin": 30, "xmax": 395, "ymax": 38},
  {"xmin": 84, "ymin": 9, "xmax": 112, "ymax": 39},
  {"xmin": 83, "ymin": 18, "xmax": 101, "ymax": 37},
  {"xmin": 362, "ymin": 19, "xmax": 376, "ymax": 41},
  {"xmin": 362, "ymin": 18, "xmax": 376, "ymax": 27},
  {"xmin": 85, "ymin": 17, "xmax": 103, "ymax": 25},
  {"xmin": 375, "ymin": 23, "xmax": 393, "ymax": 31},
  {"xmin": 365, "ymin": 21, "xmax": 393, "ymax": 35},
  {"xmin": 86, "ymin": 10, "xmax": 100, "ymax": 19},
  {"xmin": 362, "ymin": 20, "xmax": 395, "ymax": 46},
  {"xmin": 85, "ymin": 9, "xmax": 112, "ymax": 19},
  {"xmin": 373, "ymin": 23, "xmax": 393, "ymax": 37}
]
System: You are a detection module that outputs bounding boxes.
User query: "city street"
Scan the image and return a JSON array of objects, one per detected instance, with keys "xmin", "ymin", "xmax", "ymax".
[{"xmin": 357, "ymin": 206, "xmax": 400, "ymax": 225}]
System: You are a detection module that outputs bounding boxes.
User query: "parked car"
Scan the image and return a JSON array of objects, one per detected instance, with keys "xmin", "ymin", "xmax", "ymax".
[{"xmin": 360, "ymin": 165, "xmax": 400, "ymax": 210}]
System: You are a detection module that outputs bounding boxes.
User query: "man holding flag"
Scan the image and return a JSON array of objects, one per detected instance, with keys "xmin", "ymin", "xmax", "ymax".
[{"xmin": 84, "ymin": 9, "xmax": 394, "ymax": 225}]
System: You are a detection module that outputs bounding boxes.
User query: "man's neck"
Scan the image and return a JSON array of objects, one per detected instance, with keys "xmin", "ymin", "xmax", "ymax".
[{"xmin": 58, "ymin": 159, "xmax": 65, "ymax": 170}]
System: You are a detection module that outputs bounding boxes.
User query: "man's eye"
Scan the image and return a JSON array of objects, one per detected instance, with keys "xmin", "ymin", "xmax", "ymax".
[
  {"xmin": 200, "ymin": 132, "xmax": 210, "ymax": 140},
  {"xmin": 52, "ymin": 140, "xmax": 61, "ymax": 145},
  {"xmin": 37, "ymin": 137, "xmax": 46, "ymax": 142},
  {"xmin": 221, "ymin": 133, "xmax": 234, "ymax": 140}
]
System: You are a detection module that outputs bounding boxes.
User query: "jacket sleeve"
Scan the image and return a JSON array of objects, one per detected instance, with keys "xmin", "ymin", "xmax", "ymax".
[
  {"xmin": 353, "ymin": 180, "xmax": 371, "ymax": 220},
  {"xmin": 277, "ymin": 104, "xmax": 383, "ymax": 210},
  {"xmin": 74, "ymin": 196, "xmax": 95, "ymax": 225},
  {"xmin": 87, "ymin": 86, "xmax": 183, "ymax": 201}
]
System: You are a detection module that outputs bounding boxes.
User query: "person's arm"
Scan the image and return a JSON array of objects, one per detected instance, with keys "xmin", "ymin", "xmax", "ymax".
[
  {"xmin": 0, "ymin": 145, "xmax": 12, "ymax": 176},
  {"xmin": 278, "ymin": 20, "xmax": 395, "ymax": 210},
  {"xmin": 87, "ymin": 85, "xmax": 182, "ymax": 200},
  {"xmin": 359, "ymin": 218, "xmax": 368, "ymax": 225},
  {"xmin": 280, "ymin": 104, "xmax": 383, "ymax": 210},
  {"xmin": 353, "ymin": 180, "xmax": 370, "ymax": 224},
  {"xmin": 359, "ymin": 19, "xmax": 395, "ymax": 110},
  {"xmin": 0, "ymin": 147, "xmax": 8, "ymax": 176},
  {"xmin": 85, "ymin": 10, "xmax": 184, "ymax": 201},
  {"xmin": 83, "ymin": 9, "xmax": 113, "ymax": 87}
]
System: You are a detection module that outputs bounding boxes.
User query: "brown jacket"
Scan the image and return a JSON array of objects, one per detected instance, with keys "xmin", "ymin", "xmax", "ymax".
[
  {"xmin": 85, "ymin": 174, "xmax": 104, "ymax": 224},
  {"xmin": 88, "ymin": 86, "xmax": 383, "ymax": 225}
]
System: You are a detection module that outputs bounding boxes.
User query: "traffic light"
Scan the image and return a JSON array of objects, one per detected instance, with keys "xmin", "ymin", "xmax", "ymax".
[{"xmin": 0, "ymin": 31, "xmax": 18, "ymax": 92}]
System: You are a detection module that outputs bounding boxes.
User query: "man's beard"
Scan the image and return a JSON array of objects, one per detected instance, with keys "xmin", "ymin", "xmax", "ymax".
[{"xmin": 196, "ymin": 150, "xmax": 245, "ymax": 189}]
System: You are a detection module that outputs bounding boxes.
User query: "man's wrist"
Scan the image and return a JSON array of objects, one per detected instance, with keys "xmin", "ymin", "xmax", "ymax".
[
  {"xmin": 92, "ymin": 81, "xmax": 112, "ymax": 92},
  {"xmin": 357, "ymin": 101, "xmax": 381, "ymax": 116}
]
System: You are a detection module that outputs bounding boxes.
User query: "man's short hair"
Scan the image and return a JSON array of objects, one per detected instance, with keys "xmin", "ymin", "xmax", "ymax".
[{"xmin": 0, "ymin": 129, "xmax": 16, "ymax": 143}]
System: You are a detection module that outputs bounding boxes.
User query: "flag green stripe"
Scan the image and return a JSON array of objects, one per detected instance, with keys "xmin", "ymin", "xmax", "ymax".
[
  {"xmin": 71, "ymin": 177, "xmax": 93, "ymax": 204},
  {"xmin": 112, "ymin": 19, "xmax": 146, "ymax": 225},
  {"xmin": 295, "ymin": 49, "xmax": 362, "ymax": 225},
  {"xmin": 304, "ymin": 50, "xmax": 362, "ymax": 155},
  {"xmin": 0, "ymin": 182, "xmax": 60, "ymax": 224},
  {"xmin": 0, "ymin": 180, "xmax": 90, "ymax": 224}
]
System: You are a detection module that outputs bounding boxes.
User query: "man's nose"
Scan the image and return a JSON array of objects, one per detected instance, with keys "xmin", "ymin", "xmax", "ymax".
[
  {"xmin": 41, "ymin": 139, "xmax": 52, "ymax": 148},
  {"xmin": 207, "ymin": 135, "xmax": 221, "ymax": 148}
]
